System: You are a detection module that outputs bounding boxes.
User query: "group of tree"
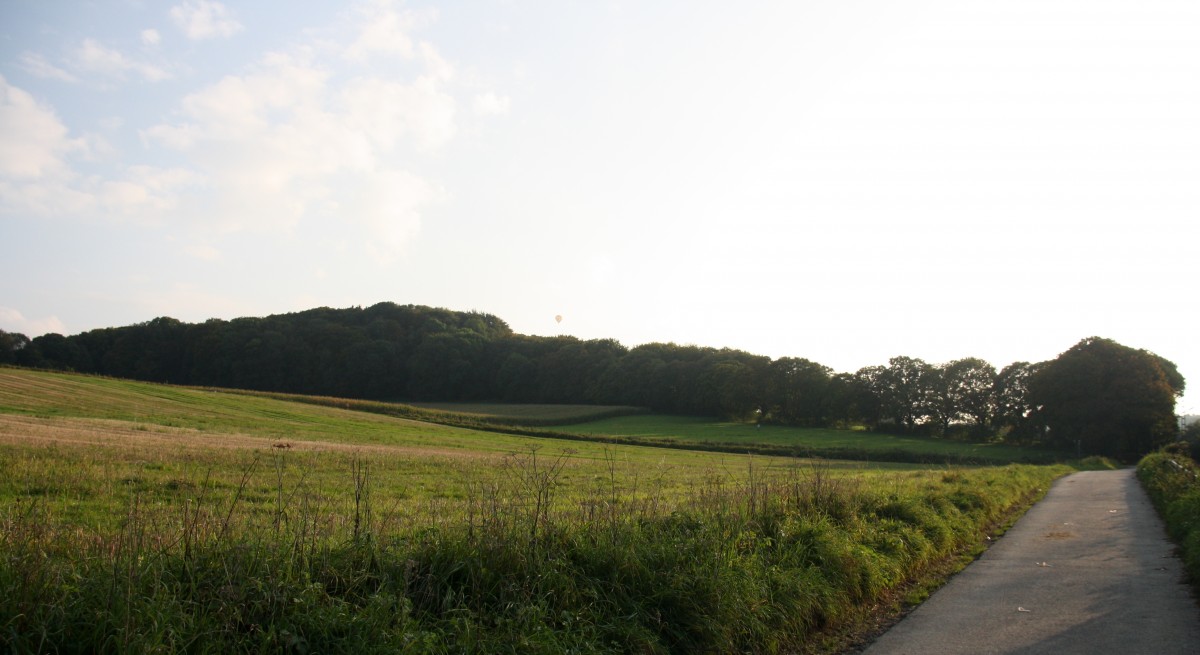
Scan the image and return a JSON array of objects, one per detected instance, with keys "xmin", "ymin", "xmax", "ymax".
[{"xmin": 0, "ymin": 303, "xmax": 1185, "ymax": 459}]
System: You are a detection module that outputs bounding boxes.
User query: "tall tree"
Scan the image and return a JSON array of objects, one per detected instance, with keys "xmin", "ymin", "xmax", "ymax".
[
  {"xmin": 994, "ymin": 361, "xmax": 1040, "ymax": 443},
  {"xmin": 851, "ymin": 365, "xmax": 888, "ymax": 429},
  {"xmin": 827, "ymin": 372, "xmax": 872, "ymax": 428},
  {"xmin": 938, "ymin": 358, "xmax": 997, "ymax": 434},
  {"xmin": 767, "ymin": 357, "xmax": 833, "ymax": 426},
  {"xmin": 879, "ymin": 356, "xmax": 934, "ymax": 432},
  {"xmin": 0, "ymin": 330, "xmax": 29, "ymax": 365},
  {"xmin": 1028, "ymin": 337, "xmax": 1184, "ymax": 460}
]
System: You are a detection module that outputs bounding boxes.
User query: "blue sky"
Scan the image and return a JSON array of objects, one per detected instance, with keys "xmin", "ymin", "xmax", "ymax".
[{"xmin": 1, "ymin": 1, "xmax": 1197, "ymax": 412}]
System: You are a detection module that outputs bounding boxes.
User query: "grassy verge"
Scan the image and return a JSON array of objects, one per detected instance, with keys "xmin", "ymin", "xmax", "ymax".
[
  {"xmin": 1136, "ymin": 447, "xmax": 1200, "ymax": 585},
  {"xmin": 1, "ymin": 450, "xmax": 1067, "ymax": 653}
]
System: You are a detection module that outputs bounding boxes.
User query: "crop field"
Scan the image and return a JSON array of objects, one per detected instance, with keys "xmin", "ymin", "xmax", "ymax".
[
  {"xmin": 0, "ymin": 368, "xmax": 923, "ymax": 535},
  {"xmin": 556, "ymin": 414, "xmax": 1053, "ymax": 464},
  {"xmin": 0, "ymin": 367, "xmax": 1072, "ymax": 653},
  {"xmin": 404, "ymin": 401, "xmax": 646, "ymax": 425}
]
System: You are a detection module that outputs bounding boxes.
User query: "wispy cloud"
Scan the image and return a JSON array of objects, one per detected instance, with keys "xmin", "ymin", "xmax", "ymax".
[
  {"xmin": 343, "ymin": 1, "xmax": 435, "ymax": 62},
  {"xmin": 341, "ymin": 75, "xmax": 457, "ymax": 150},
  {"xmin": 18, "ymin": 52, "xmax": 78, "ymax": 83},
  {"xmin": 473, "ymin": 92, "xmax": 510, "ymax": 117},
  {"xmin": 73, "ymin": 39, "xmax": 171, "ymax": 82},
  {"xmin": 142, "ymin": 5, "xmax": 464, "ymax": 256},
  {"xmin": 0, "ymin": 76, "xmax": 84, "ymax": 178},
  {"xmin": 184, "ymin": 243, "xmax": 222, "ymax": 261},
  {"xmin": 5, "ymin": 1, "xmax": 505, "ymax": 262},
  {"xmin": 96, "ymin": 166, "xmax": 202, "ymax": 218},
  {"xmin": 0, "ymin": 76, "xmax": 198, "ymax": 220},
  {"xmin": 0, "ymin": 306, "xmax": 67, "ymax": 337},
  {"xmin": 170, "ymin": 1, "xmax": 243, "ymax": 41},
  {"xmin": 353, "ymin": 169, "xmax": 440, "ymax": 262}
]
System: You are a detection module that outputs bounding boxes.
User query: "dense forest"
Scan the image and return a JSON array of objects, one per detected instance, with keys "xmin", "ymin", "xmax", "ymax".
[{"xmin": 0, "ymin": 302, "xmax": 1185, "ymax": 459}]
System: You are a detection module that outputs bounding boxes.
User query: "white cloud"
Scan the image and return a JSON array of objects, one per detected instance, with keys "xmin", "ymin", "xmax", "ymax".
[
  {"xmin": 0, "ymin": 76, "xmax": 83, "ymax": 178},
  {"xmin": 18, "ymin": 52, "xmax": 78, "ymax": 83},
  {"xmin": 344, "ymin": 1, "xmax": 431, "ymax": 61},
  {"xmin": 143, "ymin": 54, "xmax": 358, "ymax": 230},
  {"xmin": 416, "ymin": 42, "xmax": 454, "ymax": 83},
  {"xmin": 73, "ymin": 39, "xmax": 170, "ymax": 82},
  {"xmin": 354, "ymin": 169, "xmax": 438, "ymax": 261},
  {"xmin": 143, "ymin": 9, "xmax": 461, "ymax": 255},
  {"xmin": 170, "ymin": 1, "xmax": 243, "ymax": 41},
  {"xmin": 184, "ymin": 243, "xmax": 222, "ymax": 261},
  {"xmin": 1, "ymin": 163, "xmax": 199, "ymax": 223},
  {"xmin": 151, "ymin": 53, "xmax": 331, "ymax": 145},
  {"xmin": 473, "ymin": 92, "xmax": 510, "ymax": 117},
  {"xmin": 0, "ymin": 78, "xmax": 197, "ymax": 221},
  {"xmin": 0, "ymin": 307, "xmax": 67, "ymax": 337},
  {"xmin": 98, "ymin": 166, "xmax": 201, "ymax": 217},
  {"xmin": 5, "ymin": 0, "xmax": 478, "ymax": 261},
  {"xmin": 126, "ymin": 284, "xmax": 256, "ymax": 324},
  {"xmin": 342, "ymin": 76, "xmax": 457, "ymax": 150}
]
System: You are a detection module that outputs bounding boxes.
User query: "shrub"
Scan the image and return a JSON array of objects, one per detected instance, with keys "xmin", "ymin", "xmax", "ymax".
[{"xmin": 1137, "ymin": 450, "xmax": 1200, "ymax": 583}]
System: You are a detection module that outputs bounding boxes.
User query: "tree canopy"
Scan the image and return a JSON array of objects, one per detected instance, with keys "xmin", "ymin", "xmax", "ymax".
[
  {"xmin": 7, "ymin": 306, "xmax": 1185, "ymax": 458},
  {"xmin": 0, "ymin": 329, "xmax": 30, "ymax": 365},
  {"xmin": 1028, "ymin": 337, "xmax": 1184, "ymax": 460}
]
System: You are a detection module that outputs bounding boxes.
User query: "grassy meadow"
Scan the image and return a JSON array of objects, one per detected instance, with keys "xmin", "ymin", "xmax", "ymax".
[
  {"xmin": 0, "ymin": 367, "xmax": 1073, "ymax": 653},
  {"xmin": 405, "ymin": 401, "xmax": 647, "ymax": 425},
  {"xmin": 556, "ymin": 415, "xmax": 1053, "ymax": 464},
  {"xmin": 279, "ymin": 398, "xmax": 1061, "ymax": 465}
]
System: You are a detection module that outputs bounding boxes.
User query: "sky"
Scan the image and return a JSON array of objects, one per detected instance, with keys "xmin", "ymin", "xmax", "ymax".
[{"xmin": 1, "ymin": 1, "xmax": 1197, "ymax": 413}]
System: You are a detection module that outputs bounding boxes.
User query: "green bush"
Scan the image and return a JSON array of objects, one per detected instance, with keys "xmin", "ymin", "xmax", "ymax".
[{"xmin": 1137, "ymin": 449, "xmax": 1200, "ymax": 583}]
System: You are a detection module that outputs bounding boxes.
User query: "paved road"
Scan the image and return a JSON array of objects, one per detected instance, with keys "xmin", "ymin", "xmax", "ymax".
[{"xmin": 862, "ymin": 469, "xmax": 1200, "ymax": 654}]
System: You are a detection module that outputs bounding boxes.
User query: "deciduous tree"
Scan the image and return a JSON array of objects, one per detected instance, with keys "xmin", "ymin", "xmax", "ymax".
[
  {"xmin": 939, "ymin": 358, "xmax": 997, "ymax": 434},
  {"xmin": 1028, "ymin": 337, "xmax": 1184, "ymax": 460},
  {"xmin": 994, "ymin": 361, "xmax": 1040, "ymax": 443},
  {"xmin": 0, "ymin": 330, "xmax": 29, "ymax": 364}
]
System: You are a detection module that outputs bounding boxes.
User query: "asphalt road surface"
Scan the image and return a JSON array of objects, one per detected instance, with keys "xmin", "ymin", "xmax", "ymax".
[{"xmin": 862, "ymin": 469, "xmax": 1200, "ymax": 654}]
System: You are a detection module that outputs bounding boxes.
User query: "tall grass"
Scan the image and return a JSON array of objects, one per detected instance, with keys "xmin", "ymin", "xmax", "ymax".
[
  {"xmin": 1, "ymin": 447, "xmax": 1065, "ymax": 653},
  {"xmin": 1137, "ymin": 446, "xmax": 1200, "ymax": 584}
]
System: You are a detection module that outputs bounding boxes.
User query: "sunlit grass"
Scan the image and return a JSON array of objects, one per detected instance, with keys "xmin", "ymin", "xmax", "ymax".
[
  {"xmin": 0, "ymin": 367, "xmax": 921, "ymax": 534},
  {"xmin": 405, "ymin": 401, "xmax": 645, "ymax": 424},
  {"xmin": 558, "ymin": 414, "xmax": 1054, "ymax": 463},
  {"xmin": 0, "ymin": 367, "xmax": 1072, "ymax": 652}
]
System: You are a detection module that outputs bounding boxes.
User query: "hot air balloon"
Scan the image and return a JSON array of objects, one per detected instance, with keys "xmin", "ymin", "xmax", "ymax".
[{"xmin": 555, "ymin": 315, "xmax": 563, "ymax": 324}]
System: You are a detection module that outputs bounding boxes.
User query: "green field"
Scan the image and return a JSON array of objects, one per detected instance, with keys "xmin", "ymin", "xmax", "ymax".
[
  {"xmin": 0, "ymin": 368, "xmax": 928, "ymax": 535},
  {"xmin": 557, "ymin": 415, "xmax": 1053, "ymax": 463},
  {"xmin": 405, "ymin": 401, "xmax": 646, "ymax": 425},
  {"xmin": 0, "ymin": 367, "xmax": 1073, "ymax": 653}
]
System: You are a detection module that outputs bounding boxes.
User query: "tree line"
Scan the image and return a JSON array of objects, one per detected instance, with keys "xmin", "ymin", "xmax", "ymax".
[{"xmin": 0, "ymin": 302, "xmax": 1184, "ymax": 459}]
